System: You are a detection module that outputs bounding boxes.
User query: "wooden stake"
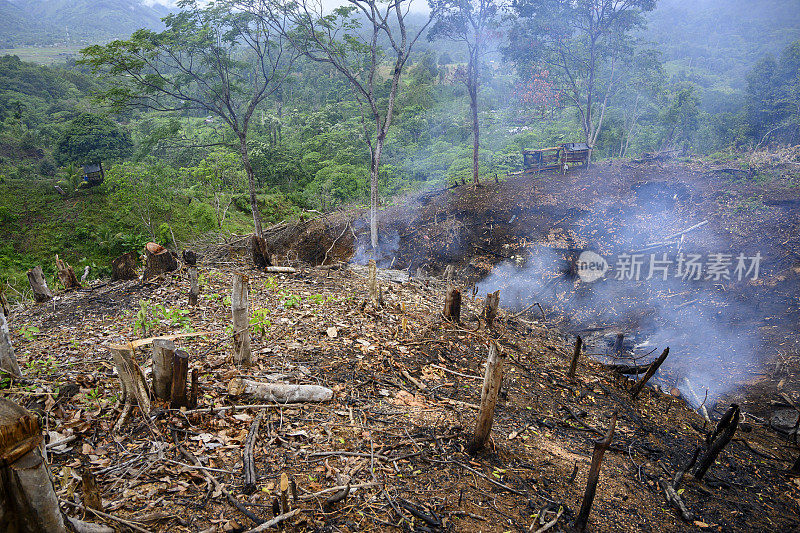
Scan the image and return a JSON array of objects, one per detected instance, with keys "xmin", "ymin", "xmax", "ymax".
[
  {"xmin": 693, "ymin": 404, "xmax": 740, "ymax": 480},
  {"xmin": 483, "ymin": 290, "xmax": 500, "ymax": 327},
  {"xmin": 568, "ymin": 335, "xmax": 582, "ymax": 379},
  {"xmin": 0, "ymin": 398, "xmax": 69, "ymax": 532},
  {"xmin": 26, "ymin": 266, "xmax": 52, "ymax": 303},
  {"xmin": 443, "ymin": 287, "xmax": 461, "ymax": 323},
  {"xmin": 468, "ymin": 342, "xmax": 507, "ymax": 454},
  {"xmin": 151, "ymin": 338, "xmax": 175, "ymax": 401},
  {"xmin": 170, "ymin": 350, "xmax": 189, "ymax": 409},
  {"xmin": 231, "ymin": 273, "xmax": 252, "ymax": 366},
  {"xmin": 574, "ymin": 411, "xmax": 617, "ymax": 533},
  {"xmin": 630, "ymin": 347, "xmax": 669, "ymax": 398},
  {"xmin": 188, "ymin": 267, "xmax": 199, "ymax": 307},
  {"xmin": 0, "ymin": 312, "xmax": 21, "ymax": 378},
  {"xmin": 280, "ymin": 472, "xmax": 290, "ymax": 513}
]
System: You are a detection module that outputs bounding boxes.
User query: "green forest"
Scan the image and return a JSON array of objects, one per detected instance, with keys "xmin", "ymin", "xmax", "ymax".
[{"xmin": 1, "ymin": 0, "xmax": 799, "ymax": 296}]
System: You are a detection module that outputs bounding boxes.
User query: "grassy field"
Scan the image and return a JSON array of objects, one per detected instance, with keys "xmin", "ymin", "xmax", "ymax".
[{"xmin": 0, "ymin": 45, "xmax": 86, "ymax": 65}]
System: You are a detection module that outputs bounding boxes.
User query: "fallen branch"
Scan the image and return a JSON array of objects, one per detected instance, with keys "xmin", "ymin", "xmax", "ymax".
[
  {"xmin": 228, "ymin": 377, "xmax": 333, "ymax": 403},
  {"xmin": 241, "ymin": 509, "xmax": 302, "ymax": 533},
  {"xmin": 243, "ymin": 411, "xmax": 265, "ymax": 494}
]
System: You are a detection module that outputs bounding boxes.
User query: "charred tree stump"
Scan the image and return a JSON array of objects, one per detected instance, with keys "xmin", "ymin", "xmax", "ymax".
[
  {"xmin": 468, "ymin": 342, "xmax": 506, "ymax": 454},
  {"xmin": 574, "ymin": 412, "xmax": 617, "ymax": 533},
  {"xmin": 151, "ymin": 338, "xmax": 176, "ymax": 401},
  {"xmin": 693, "ymin": 404, "xmax": 740, "ymax": 480},
  {"xmin": 568, "ymin": 335, "xmax": 583, "ymax": 379},
  {"xmin": 109, "ymin": 343, "xmax": 150, "ymax": 432},
  {"xmin": 483, "ymin": 290, "xmax": 500, "ymax": 328},
  {"xmin": 630, "ymin": 347, "xmax": 670, "ymax": 398},
  {"xmin": 188, "ymin": 267, "xmax": 199, "ymax": 307},
  {"xmin": 143, "ymin": 242, "xmax": 178, "ymax": 281},
  {"xmin": 54, "ymin": 255, "xmax": 81, "ymax": 291},
  {"xmin": 232, "ymin": 273, "xmax": 252, "ymax": 366},
  {"xmin": 443, "ymin": 287, "xmax": 461, "ymax": 323},
  {"xmin": 251, "ymin": 235, "xmax": 271, "ymax": 269},
  {"xmin": 182, "ymin": 249, "xmax": 197, "ymax": 267},
  {"xmin": 243, "ymin": 411, "xmax": 265, "ymax": 495},
  {"xmin": 0, "ymin": 398, "xmax": 68, "ymax": 532},
  {"xmin": 111, "ymin": 252, "xmax": 138, "ymax": 282},
  {"xmin": 612, "ymin": 333, "xmax": 624, "ymax": 358},
  {"xmin": 0, "ymin": 313, "xmax": 21, "ymax": 378},
  {"xmin": 170, "ymin": 350, "xmax": 189, "ymax": 409},
  {"xmin": 26, "ymin": 266, "xmax": 52, "ymax": 303}
]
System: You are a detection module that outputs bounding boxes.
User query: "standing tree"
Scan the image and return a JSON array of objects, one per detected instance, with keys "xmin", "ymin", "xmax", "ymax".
[
  {"xmin": 81, "ymin": 0, "xmax": 295, "ymax": 238},
  {"xmin": 238, "ymin": 0, "xmax": 437, "ymax": 248},
  {"xmin": 54, "ymin": 112, "xmax": 133, "ymax": 166},
  {"xmin": 505, "ymin": 0, "xmax": 656, "ymax": 147},
  {"xmin": 429, "ymin": 0, "xmax": 501, "ymax": 186}
]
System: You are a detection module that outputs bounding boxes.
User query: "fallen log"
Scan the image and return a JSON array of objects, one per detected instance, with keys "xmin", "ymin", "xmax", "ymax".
[
  {"xmin": 266, "ymin": 266, "xmax": 297, "ymax": 273},
  {"xmin": 468, "ymin": 342, "xmax": 506, "ymax": 454},
  {"xmin": 143, "ymin": 242, "xmax": 178, "ymax": 280},
  {"xmin": 26, "ymin": 265, "xmax": 53, "ymax": 303},
  {"xmin": 55, "ymin": 254, "xmax": 81, "ymax": 291},
  {"xmin": 111, "ymin": 251, "xmax": 138, "ymax": 282},
  {"xmin": 232, "ymin": 273, "xmax": 252, "ymax": 366},
  {"xmin": 228, "ymin": 377, "xmax": 333, "ymax": 403},
  {"xmin": 0, "ymin": 312, "xmax": 21, "ymax": 378}
]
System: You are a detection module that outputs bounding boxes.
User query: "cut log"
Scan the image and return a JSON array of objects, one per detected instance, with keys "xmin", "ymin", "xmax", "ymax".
[
  {"xmin": 170, "ymin": 350, "xmax": 189, "ymax": 409},
  {"xmin": 54, "ymin": 254, "xmax": 81, "ymax": 291},
  {"xmin": 0, "ymin": 398, "xmax": 68, "ymax": 532},
  {"xmin": 228, "ymin": 377, "xmax": 333, "ymax": 403},
  {"xmin": 231, "ymin": 273, "xmax": 252, "ymax": 366},
  {"xmin": 0, "ymin": 313, "xmax": 21, "ymax": 378},
  {"xmin": 151, "ymin": 338, "xmax": 176, "ymax": 401},
  {"xmin": 109, "ymin": 343, "xmax": 150, "ymax": 432},
  {"xmin": 468, "ymin": 342, "xmax": 506, "ymax": 454},
  {"xmin": 443, "ymin": 287, "xmax": 461, "ymax": 323},
  {"xmin": 483, "ymin": 290, "xmax": 500, "ymax": 327},
  {"xmin": 251, "ymin": 235, "xmax": 271, "ymax": 269},
  {"xmin": 111, "ymin": 252, "xmax": 138, "ymax": 282},
  {"xmin": 26, "ymin": 266, "xmax": 53, "ymax": 303},
  {"xmin": 188, "ymin": 267, "xmax": 199, "ymax": 307},
  {"xmin": 266, "ymin": 266, "xmax": 297, "ymax": 273},
  {"xmin": 143, "ymin": 242, "xmax": 178, "ymax": 280}
]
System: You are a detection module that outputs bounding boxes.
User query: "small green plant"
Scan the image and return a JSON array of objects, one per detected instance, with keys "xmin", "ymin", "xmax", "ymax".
[
  {"xmin": 250, "ymin": 308, "xmax": 272, "ymax": 337},
  {"xmin": 278, "ymin": 290, "xmax": 301, "ymax": 308},
  {"xmin": 264, "ymin": 276, "xmax": 278, "ymax": 291},
  {"xmin": 25, "ymin": 354, "xmax": 58, "ymax": 377},
  {"xmin": 134, "ymin": 300, "xmax": 160, "ymax": 335},
  {"xmin": 308, "ymin": 294, "xmax": 325, "ymax": 305},
  {"xmin": 18, "ymin": 326, "xmax": 40, "ymax": 341}
]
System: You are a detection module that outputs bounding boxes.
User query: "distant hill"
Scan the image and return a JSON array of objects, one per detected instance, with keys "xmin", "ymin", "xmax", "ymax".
[{"xmin": 0, "ymin": 0, "xmax": 172, "ymax": 47}]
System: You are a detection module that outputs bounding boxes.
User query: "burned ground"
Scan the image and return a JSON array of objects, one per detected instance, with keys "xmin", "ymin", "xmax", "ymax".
[{"xmin": 5, "ymin": 157, "xmax": 800, "ymax": 532}]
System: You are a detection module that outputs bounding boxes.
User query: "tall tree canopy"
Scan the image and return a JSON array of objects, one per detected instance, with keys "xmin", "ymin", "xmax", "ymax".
[
  {"xmin": 55, "ymin": 113, "xmax": 133, "ymax": 166},
  {"xmin": 506, "ymin": 0, "xmax": 656, "ymax": 146},
  {"xmin": 81, "ymin": 0, "xmax": 295, "ymax": 237}
]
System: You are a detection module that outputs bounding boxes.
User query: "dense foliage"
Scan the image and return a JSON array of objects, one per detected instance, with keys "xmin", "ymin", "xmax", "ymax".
[{"xmin": 0, "ymin": 0, "xmax": 799, "ymax": 296}]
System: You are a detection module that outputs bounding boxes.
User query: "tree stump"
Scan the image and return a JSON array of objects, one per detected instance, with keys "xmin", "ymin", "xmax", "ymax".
[
  {"xmin": 170, "ymin": 350, "xmax": 189, "ymax": 409},
  {"xmin": 109, "ymin": 343, "xmax": 150, "ymax": 432},
  {"xmin": 0, "ymin": 398, "xmax": 69, "ymax": 532},
  {"xmin": 188, "ymin": 267, "xmax": 199, "ymax": 307},
  {"xmin": 143, "ymin": 242, "xmax": 178, "ymax": 280},
  {"xmin": 232, "ymin": 273, "xmax": 252, "ymax": 366},
  {"xmin": 468, "ymin": 342, "xmax": 506, "ymax": 453},
  {"xmin": 0, "ymin": 313, "xmax": 21, "ymax": 378},
  {"xmin": 182, "ymin": 249, "xmax": 198, "ymax": 267},
  {"xmin": 151, "ymin": 338, "xmax": 176, "ymax": 401},
  {"xmin": 26, "ymin": 266, "xmax": 53, "ymax": 303},
  {"xmin": 483, "ymin": 290, "xmax": 500, "ymax": 327},
  {"xmin": 111, "ymin": 252, "xmax": 138, "ymax": 282},
  {"xmin": 54, "ymin": 254, "xmax": 81, "ymax": 291},
  {"xmin": 251, "ymin": 235, "xmax": 271, "ymax": 269},
  {"xmin": 0, "ymin": 288, "xmax": 9, "ymax": 317},
  {"xmin": 443, "ymin": 287, "xmax": 461, "ymax": 323}
]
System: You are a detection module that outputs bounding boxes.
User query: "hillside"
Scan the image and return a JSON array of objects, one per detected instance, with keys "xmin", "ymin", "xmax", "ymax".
[{"xmin": 0, "ymin": 0, "xmax": 171, "ymax": 46}]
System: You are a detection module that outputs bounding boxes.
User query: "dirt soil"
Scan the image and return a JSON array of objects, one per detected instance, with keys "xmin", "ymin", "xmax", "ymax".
[{"xmin": 5, "ymin": 251, "xmax": 800, "ymax": 532}]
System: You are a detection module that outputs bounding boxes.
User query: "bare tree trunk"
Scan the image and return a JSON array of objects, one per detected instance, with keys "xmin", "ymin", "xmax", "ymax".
[
  {"xmin": 369, "ymin": 141, "xmax": 383, "ymax": 249},
  {"xmin": 0, "ymin": 398, "xmax": 69, "ymax": 533},
  {"xmin": 0, "ymin": 313, "xmax": 21, "ymax": 378},
  {"xmin": 468, "ymin": 58, "xmax": 480, "ymax": 186},
  {"xmin": 239, "ymin": 134, "xmax": 264, "ymax": 239},
  {"xmin": 26, "ymin": 266, "xmax": 52, "ymax": 303},
  {"xmin": 232, "ymin": 273, "xmax": 252, "ymax": 366}
]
